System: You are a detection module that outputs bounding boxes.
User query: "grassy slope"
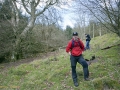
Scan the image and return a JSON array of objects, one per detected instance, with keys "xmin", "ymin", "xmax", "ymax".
[{"xmin": 0, "ymin": 33, "xmax": 120, "ymax": 90}]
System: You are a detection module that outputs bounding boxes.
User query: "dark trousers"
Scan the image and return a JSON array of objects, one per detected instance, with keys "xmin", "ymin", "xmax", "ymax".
[
  {"xmin": 70, "ymin": 55, "xmax": 89, "ymax": 82},
  {"xmin": 86, "ymin": 41, "xmax": 90, "ymax": 49}
]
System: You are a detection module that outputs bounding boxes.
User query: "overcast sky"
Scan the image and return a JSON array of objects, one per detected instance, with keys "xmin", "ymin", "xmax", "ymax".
[
  {"xmin": 59, "ymin": 0, "xmax": 76, "ymax": 29},
  {"xmin": 0, "ymin": 0, "xmax": 76, "ymax": 29},
  {"xmin": 61, "ymin": 12, "xmax": 76, "ymax": 29}
]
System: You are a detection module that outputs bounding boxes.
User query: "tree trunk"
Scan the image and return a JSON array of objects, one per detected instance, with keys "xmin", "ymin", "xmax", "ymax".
[
  {"xmin": 11, "ymin": 17, "xmax": 35, "ymax": 61},
  {"xmin": 89, "ymin": 25, "xmax": 90, "ymax": 35},
  {"xmin": 93, "ymin": 23, "xmax": 94, "ymax": 38},
  {"xmin": 99, "ymin": 24, "xmax": 102, "ymax": 36}
]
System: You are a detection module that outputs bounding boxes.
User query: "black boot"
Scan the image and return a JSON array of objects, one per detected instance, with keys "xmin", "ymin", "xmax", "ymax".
[
  {"xmin": 84, "ymin": 78, "xmax": 90, "ymax": 81},
  {"xmin": 73, "ymin": 79, "xmax": 79, "ymax": 87}
]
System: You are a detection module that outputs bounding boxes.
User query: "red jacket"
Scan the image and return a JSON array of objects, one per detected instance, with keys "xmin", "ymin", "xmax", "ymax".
[{"xmin": 66, "ymin": 38, "xmax": 85, "ymax": 56}]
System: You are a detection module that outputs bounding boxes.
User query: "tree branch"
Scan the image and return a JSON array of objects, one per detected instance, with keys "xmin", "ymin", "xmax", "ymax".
[
  {"xmin": 21, "ymin": 0, "xmax": 31, "ymax": 15},
  {"xmin": 35, "ymin": 0, "xmax": 40, "ymax": 7},
  {"xmin": 12, "ymin": 0, "xmax": 19, "ymax": 26}
]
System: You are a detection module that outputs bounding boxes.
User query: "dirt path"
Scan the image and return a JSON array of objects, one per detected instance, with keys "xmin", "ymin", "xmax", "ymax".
[{"xmin": 0, "ymin": 51, "xmax": 59, "ymax": 72}]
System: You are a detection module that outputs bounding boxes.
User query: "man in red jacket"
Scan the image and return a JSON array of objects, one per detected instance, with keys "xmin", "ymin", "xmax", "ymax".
[{"xmin": 66, "ymin": 32, "xmax": 89, "ymax": 87}]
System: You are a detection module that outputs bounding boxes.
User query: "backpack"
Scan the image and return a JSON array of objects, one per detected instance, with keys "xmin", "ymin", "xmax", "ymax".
[{"xmin": 71, "ymin": 39, "xmax": 82, "ymax": 49}]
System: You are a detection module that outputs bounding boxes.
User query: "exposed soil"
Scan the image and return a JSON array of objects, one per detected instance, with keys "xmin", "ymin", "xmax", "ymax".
[
  {"xmin": 0, "ymin": 51, "xmax": 59, "ymax": 72},
  {"xmin": 86, "ymin": 59, "xmax": 98, "ymax": 65}
]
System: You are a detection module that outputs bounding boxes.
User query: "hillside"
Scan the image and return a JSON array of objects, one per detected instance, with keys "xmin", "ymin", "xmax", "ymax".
[{"xmin": 0, "ymin": 33, "xmax": 120, "ymax": 90}]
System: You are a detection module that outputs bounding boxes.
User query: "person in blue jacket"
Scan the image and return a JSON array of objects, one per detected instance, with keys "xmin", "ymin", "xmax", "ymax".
[{"xmin": 85, "ymin": 34, "xmax": 91, "ymax": 50}]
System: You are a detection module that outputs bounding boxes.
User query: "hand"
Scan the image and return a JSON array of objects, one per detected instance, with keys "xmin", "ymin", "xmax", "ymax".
[{"xmin": 68, "ymin": 52, "xmax": 71, "ymax": 55}]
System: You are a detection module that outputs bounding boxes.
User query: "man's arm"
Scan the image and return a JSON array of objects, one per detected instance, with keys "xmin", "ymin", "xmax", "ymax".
[{"xmin": 66, "ymin": 40, "xmax": 72, "ymax": 54}]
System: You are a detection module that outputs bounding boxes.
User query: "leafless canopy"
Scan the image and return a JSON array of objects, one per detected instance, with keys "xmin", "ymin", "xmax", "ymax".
[{"xmin": 76, "ymin": 0, "xmax": 120, "ymax": 36}]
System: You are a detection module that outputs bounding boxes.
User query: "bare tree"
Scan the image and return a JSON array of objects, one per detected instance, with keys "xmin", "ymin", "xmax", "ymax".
[
  {"xmin": 8, "ymin": 0, "xmax": 60, "ymax": 60},
  {"xmin": 76, "ymin": 0, "xmax": 120, "ymax": 36}
]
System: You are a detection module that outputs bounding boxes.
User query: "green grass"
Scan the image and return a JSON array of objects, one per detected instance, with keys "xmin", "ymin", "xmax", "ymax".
[{"xmin": 0, "ymin": 33, "xmax": 120, "ymax": 90}]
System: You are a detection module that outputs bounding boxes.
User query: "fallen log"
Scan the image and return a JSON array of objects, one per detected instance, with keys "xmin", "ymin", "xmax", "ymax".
[{"xmin": 101, "ymin": 44, "xmax": 120, "ymax": 50}]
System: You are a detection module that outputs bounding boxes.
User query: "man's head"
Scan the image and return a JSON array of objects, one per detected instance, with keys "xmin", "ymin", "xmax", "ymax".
[{"xmin": 72, "ymin": 32, "xmax": 78, "ymax": 40}]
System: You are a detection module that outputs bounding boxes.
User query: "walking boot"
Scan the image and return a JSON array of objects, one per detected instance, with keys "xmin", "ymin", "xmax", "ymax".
[
  {"xmin": 84, "ymin": 78, "xmax": 90, "ymax": 81},
  {"xmin": 73, "ymin": 80, "xmax": 79, "ymax": 87}
]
